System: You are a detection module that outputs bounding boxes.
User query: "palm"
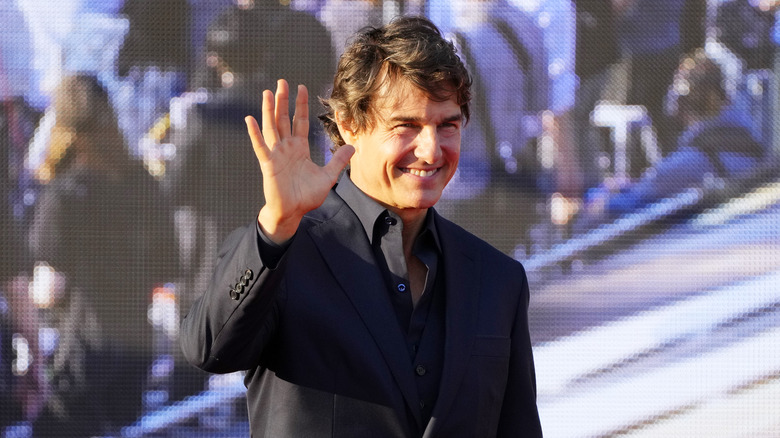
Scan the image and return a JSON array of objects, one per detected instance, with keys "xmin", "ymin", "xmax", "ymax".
[
  {"xmin": 246, "ymin": 80, "xmax": 353, "ymax": 243},
  {"xmin": 258, "ymin": 134, "xmax": 336, "ymax": 216}
]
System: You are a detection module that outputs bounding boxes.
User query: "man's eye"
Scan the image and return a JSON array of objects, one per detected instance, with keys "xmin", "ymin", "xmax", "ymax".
[
  {"xmin": 394, "ymin": 123, "xmax": 419, "ymax": 133},
  {"xmin": 440, "ymin": 123, "xmax": 459, "ymax": 132}
]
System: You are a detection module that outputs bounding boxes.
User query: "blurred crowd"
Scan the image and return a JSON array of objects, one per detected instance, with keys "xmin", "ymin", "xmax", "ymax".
[{"xmin": 1, "ymin": 0, "xmax": 778, "ymax": 435}]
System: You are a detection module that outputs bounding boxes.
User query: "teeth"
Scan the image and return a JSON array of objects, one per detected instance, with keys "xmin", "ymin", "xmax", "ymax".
[{"xmin": 405, "ymin": 168, "xmax": 437, "ymax": 177}]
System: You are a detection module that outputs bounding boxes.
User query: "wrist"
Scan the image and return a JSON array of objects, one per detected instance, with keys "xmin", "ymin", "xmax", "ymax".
[{"xmin": 257, "ymin": 206, "xmax": 301, "ymax": 245}]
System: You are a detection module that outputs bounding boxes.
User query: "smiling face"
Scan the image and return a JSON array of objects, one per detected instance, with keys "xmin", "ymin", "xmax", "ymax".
[{"xmin": 338, "ymin": 78, "xmax": 462, "ymax": 220}]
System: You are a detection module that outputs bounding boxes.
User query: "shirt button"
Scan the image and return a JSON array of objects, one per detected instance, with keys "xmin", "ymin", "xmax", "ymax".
[
  {"xmin": 384, "ymin": 216, "xmax": 397, "ymax": 225},
  {"xmin": 397, "ymin": 283, "xmax": 406, "ymax": 292},
  {"xmin": 415, "ymin": 365, "xmax": 426, "ymax": 376}
]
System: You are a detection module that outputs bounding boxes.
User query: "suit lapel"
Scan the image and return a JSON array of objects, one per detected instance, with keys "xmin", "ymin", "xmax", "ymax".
[
  {"xmin": 307, "ymin": 194, "xmax": 423, "ymax": 427},
  {"xmin": 429, "ymin": 214, "xmax": 480, "ymax": 425}
]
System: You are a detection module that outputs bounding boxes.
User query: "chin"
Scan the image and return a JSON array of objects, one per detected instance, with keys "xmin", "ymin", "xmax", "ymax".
[{"xmin": 409, "ymin": 193, "xmax": 442, "ymax": 210}]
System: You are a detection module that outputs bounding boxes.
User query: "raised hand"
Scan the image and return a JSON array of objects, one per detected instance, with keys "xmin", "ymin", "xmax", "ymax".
[{"xmin": 246, "ymin": 79, "xmax": 354, "ymax": 244}]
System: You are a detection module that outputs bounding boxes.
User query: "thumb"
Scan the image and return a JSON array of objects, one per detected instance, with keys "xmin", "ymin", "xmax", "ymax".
[{"xmin": 323, "ymin": 144, "xmax": 355, "ymax": 181}]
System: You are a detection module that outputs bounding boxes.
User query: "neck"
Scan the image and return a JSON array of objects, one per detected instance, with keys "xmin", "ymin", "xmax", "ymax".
[{"xmin": 394, "ymin": 207, "xmax": 427, "ymax": 256}]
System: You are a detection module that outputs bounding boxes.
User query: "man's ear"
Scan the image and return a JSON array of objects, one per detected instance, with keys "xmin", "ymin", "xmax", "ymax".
[{"xmin": 335, "ymin": 112, "xmax": 359, "ymax": 146}]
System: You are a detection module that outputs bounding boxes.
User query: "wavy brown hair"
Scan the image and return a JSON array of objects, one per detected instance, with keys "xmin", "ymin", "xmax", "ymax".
[{"xmin": 319, "ymin": 16, "xmax": 472, "ymax": 149}]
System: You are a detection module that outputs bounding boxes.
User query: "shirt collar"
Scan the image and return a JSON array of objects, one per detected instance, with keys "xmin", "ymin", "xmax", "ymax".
[{"xmin": 335, "ymin": 172, "xmax": 441, "ymax": 252}]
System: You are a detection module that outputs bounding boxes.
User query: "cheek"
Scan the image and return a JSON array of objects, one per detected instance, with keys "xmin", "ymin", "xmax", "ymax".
[
  {"xmin": 383, "ymin": 142, "xmax": 416, "ymax": 168},
  {"xmin": 442, "ymin": 140, "xmax": 461, "ymax": 163},
  {"xmin": 442, "ymin": 143, "xmax": 460, "ymax": 181},
  {"xmin": 351, "ymin": 138, "xmax": 379, "ymax": 166}
]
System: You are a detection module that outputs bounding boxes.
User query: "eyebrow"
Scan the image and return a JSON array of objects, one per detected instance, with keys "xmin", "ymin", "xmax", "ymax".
[{"xmin": 387, "ymin": 113, "xmax": 463, "ymax": 125}]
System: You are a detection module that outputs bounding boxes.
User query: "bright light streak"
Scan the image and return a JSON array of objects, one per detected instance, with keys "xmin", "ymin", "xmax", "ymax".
[
  {"xmin": 693, "ymin": 182, "xmax": 780, "ymax": 227},
  {"xmin": 538, "ymin": 325, "xmax": 780, "ymax": 437},
  {"xmin": 534, "ymin": 271, "xmax": 780, "ymax": 397}
]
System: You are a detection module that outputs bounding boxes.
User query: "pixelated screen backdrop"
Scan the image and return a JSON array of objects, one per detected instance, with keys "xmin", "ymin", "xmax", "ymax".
[{"xmin": 1, "ymin": 0, "xmax": 779, "ymax": 436}]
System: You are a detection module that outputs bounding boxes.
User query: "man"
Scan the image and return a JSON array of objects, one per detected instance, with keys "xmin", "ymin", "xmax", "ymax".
[
  {"xmin": 616, "ymin": 0, "xmax": 705, "ymax": 160},
  {"xmin": 180, "ymin": 16, "xmax": 543, "ymax": 437}
]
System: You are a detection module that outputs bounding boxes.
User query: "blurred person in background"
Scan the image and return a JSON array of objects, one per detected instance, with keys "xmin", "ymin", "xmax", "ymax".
[
  {"xmin": 0, "ymin": 0, "xmax": 43, "ymax": 210},
  {"xmin": 717, "ymin": 0, "xmax": 779, "ymax": 72},
  {"xmin": 0, "ymin": 82, "xmax": 32, "ymax": 433},
  {"xmin": 583, "ymin": 50, "xmax": 765, "ymax": 220},
  {"xmin": 116, "ymin": 0, "xmax": 191, "ymax": 78},
  {"xmin": 435, "ymin": 0, "xmax": 549, "ymax": 256},
  {"xmin": 446, "ymin": 0, "xmax": 549, "ymax": 196},
  {"xmin": 0, "ymin": 2, "xmax": 45, "ymax": 427},
  {"xmin": 166, "ymin": 0, "xmax": 335, "ymax": 307},
  {"xmin": 573, "ymin": 0, "xmax": 621, "ymax": 196},
  {"xmin": 114, "ymin": 0, "xmax": 191, "ymax": 154},
  {"xmin": 27, "ymin": 74, "xmax": 176, "ymax": 437},
  {"xmin": 716, "ymin": 0, "xmax": 780, "ymax": 146},
  {"xmin": 615, "ymin": 0, "xmax": 706, "ymax": 165},
  {"xmin": 187, "ymin": 0, "xmax": 335, "ymax": 102}
]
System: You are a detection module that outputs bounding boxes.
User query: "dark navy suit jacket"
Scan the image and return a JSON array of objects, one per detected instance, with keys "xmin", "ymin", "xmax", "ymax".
[{"xmin": 180, "ymin": 186, "xmax": 543, "ymax": 437}]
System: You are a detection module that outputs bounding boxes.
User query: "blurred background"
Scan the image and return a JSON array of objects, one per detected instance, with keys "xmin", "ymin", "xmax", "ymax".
[{"xmin": 1, "ymin": 0, "xmax": 779, "ymax": 436}]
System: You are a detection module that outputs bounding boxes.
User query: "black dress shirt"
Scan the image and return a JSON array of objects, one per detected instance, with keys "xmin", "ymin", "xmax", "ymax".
[{"xmin": 257, "ymin": 173, "xmax": 445, "ymax": 427}]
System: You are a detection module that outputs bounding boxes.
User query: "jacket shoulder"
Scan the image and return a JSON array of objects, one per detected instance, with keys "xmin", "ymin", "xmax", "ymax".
[{"xmin": 434, "ymin": 211, "xmax": 525, "ymax": 271}]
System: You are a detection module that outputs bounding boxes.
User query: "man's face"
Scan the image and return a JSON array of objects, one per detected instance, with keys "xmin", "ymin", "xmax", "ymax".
[{"xmin": 345, "ymin": 79, "xmax": 462, "ymax": 217}]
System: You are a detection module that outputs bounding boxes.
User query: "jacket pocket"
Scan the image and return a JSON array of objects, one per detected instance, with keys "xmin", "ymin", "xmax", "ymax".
[{"xmin": 467, "ymin": 336, "xmax": 512, "ymax": 436}]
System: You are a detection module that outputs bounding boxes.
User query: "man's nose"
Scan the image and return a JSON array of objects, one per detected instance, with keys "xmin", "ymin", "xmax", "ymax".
[{"xmin": 414, "ymin": 127, "xmax": 442, "ymax": 163}]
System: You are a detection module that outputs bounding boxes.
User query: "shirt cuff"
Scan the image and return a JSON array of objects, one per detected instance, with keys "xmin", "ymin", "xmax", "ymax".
[{"xmin": 256, "ymin": 220, "xmax": 291, "ymax": 269}]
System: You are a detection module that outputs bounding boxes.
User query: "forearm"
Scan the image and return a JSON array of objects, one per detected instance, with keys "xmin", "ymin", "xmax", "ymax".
[{"xmin": 179, "ymin": 224, "xmax": 286, "ymax": 373}]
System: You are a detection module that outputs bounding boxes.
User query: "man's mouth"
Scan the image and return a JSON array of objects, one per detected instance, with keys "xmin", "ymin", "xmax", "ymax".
[{"xmin": 402, "ymin": 168, "xmax": 438, "ymax": 177}]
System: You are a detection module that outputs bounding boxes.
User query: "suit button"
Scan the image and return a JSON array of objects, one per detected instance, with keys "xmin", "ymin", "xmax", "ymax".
[
  {"xmin": 234, "ymin": 282, "xmax": 245, "ymax": 293},
  {"xmin": 243, "ymin": 269, "xmax": 253, "ymax": 281},
  {"xmin": 229, "ymin": 289, "xmax": 240, "ymax": 300},
  {"xmin": 419, "ymin": 400, "xmax": 426, "ymax": 409},
  {"xmin": 415, "ymin": 365, "xmax": 426, "ymax": 376}
]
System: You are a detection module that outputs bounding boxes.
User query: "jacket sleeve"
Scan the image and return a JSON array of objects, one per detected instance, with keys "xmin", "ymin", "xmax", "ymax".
[
  {"xmin": 179, "ymin": 223, "xmax": 289, "ymax": 374},
  {"xmin": 496, "ymin": 264, "xmax": 544, "ymax": 437}
]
